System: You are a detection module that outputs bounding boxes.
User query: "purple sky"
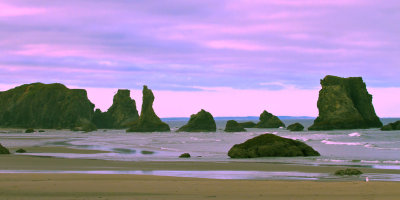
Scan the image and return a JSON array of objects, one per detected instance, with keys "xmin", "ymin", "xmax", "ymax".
[{"xmin": 1, "ymin": 0, "xmax": 399, "ymax": 117}]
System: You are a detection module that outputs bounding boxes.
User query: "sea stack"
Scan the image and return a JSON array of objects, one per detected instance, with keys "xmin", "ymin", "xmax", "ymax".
[
  {"xmin": 309, "ymin": 75, "xmax": 382, "ymax": 130},
  {"xmin": 381, "ymin": 121, "xmax": 400, "ymax": 131},
  {"xmin": 255, "ymin": 110, "xmax": 285, "ymax": 128},
  {"xmin": 224, "ymin": 120, "xmax": 246, "ymax": 132},
  {"xmin": 0, "ymin": 83, "xmax": 95, "ymax": 129},
  {"xmin": 177, "ymin": 109, "xmax": 216, "ymax": 132},
  {"xmin": 228, "ymin": 134, "xmax": 320, "ymax": 158},
  {"xmin": 126, "ymin": 86, "xmax": 170, "ymax": 132},
  {"xmin": 287, "ymin": 123, "xmax": 304, "ymax": 131}
]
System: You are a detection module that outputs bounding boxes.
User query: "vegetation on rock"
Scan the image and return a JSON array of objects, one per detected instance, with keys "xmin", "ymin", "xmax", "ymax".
[
  {"xmin": 179, "ymin": 153, "xmax": 191, "ymax": 158},
  {"xmin": 177, "ymin": 109, "xmax": 216, "ymax": 132},
  {"xmin": 228, "ymin": 134, "xmax": 320, "ymax": 158},
  {"xmin": 0, "ymin": 143, "xmax": 10, "ymax": 154},
  {"xmin": 309, "ymin": 75, "xmax": 382, "ymax": 130},
  {"xmin": 255, "ymin": 110, "xmax": 285, "ymax": 128},
  {"xmin": 381, "ymin": 120, "xmax": 400, "ymax": 131},
  {"xmin": 287, "ymin": 123, "xmax": 304, "ymax": 131},
  {"xmin": 334, "ymin": 168, "xmax": 363, "ymax": 176},
  {"xmin": 224, "ymin": 120, "xmax": 246, "ymax": 132},
  {"xmin": 127, "ymin": 86, "xmax": 170, "ymax": 132}
]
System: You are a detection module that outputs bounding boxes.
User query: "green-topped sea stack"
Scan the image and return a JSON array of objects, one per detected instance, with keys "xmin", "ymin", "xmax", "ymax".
[
  {"xmin": 177, "ymin": 109, "xmax": 216, "ymax": 132},
  {"xmin": 309, "ymin": 75, "xmax": 382, "ymax": 130},
  {"xmin": 224, "ymin": 120, "xmax": 246, "ymax": 132},
  {"xmin": 0, "ymin": 143, "xmax": 10, "ymax": 154},
  {"xmin": 127, "ymin": 86, "xmax": 170, "ymax": 132},
  {"xmin": 287, "ymin": 123, "xmax": 304, "ymax": 131},
  {"xmin": 381, "ymin": 120, "xmax": 400, "ymax": 131},
  {"xmin": 0, "ymin": 83, "xmax": 95, "ymax": 129},
  {"xmin": 238, "ymin": 121, "xmax": 257, "ymax": 128},
  {"xmin": 255, "ymin": 110, "xmax": 285, "ymax": 128},
  {"xmin": 93, "ymin": 89, "xmax": 139, "ymax": 129},
  {"xmin": 228, "ymin": 134, "xmax": 320, "ymax": 158}
]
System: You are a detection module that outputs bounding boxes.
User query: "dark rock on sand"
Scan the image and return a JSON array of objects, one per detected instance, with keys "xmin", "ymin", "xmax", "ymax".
[
  {"xmin": 309, "ymin": 75, "xmax": 382, "ymax": 130},
  {"xmin": 228, "ymin": 133, "xmax": 320, "ymax": 158},
  {"xmin": 255, "ymin": 110, "xmax": 285, "ymax": 128},
  {"xmin": 287, "ymin": 123, "xmax": 304, "ymax": 131},
  {"xmin": 238, "ymin": 121, "xmax": 257, "ymax": 128},
  {"xmin": 334, "ymin": 168, "xmax": 363, "ymax": 176},
  {"xmin": 127, "ymin": 86, "xmax": 170, "ymax": 132},
  {"xmin": 179, "ymin": 153, "xmax": 191, "ymax": 158},
  {"xmin": 224, "ymin": 120, "xmax": 246, "ymax": 132},
  {"xmin": 0, "ymin": 83, "xmax": 95, "ymax": 129},
  {"xmin": 177, "ymin": 109, "xmax": 216, "ymax": 132},
  {"xmin": 381, "ymin": 120, "xmax": 400, "ymax": 131},
  {"xmin": 0, "ymin": 143, "xmax": 10, "ymax": 154}
]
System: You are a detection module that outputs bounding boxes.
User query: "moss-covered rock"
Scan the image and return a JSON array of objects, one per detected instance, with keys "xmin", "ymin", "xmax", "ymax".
[
  {"xmin": 228, "ymin": 134, "xmax": 320, "ymax": 158},
  {"xmin": 224, "ymin": 120, "xmax": 246, "ymax": 132},
  {"xmin": 287, "ymin": 123, "xmax": 304, "ymax": 131},
  {"xmin": 179, "ymin": 153, "xmax": 191, "ymax": 158},
  {"xmin": 0, "ymin": 83, "xmax": 95, "ymax": 129},
  {"xmin": 126, "ymin": 86, "xmax": 170, "ymax": 132},
  {"xmin": 177, "ymin": 109, "xmax": 216, "ymax": 132},
  {"xmin": 238, "ymin": 121, "xmax": 257, "ymax": 128},
  {"xmin": 381, "ymin": 120, "xmax": 400, "ymax": 131},
  {"xmin": 25, "ymin": 128, "xmax": 35, "ymax": 133},
  {"xmin": 255, "ymin": 110, "xmax": 285, "ymax": 128},
  {"xmin": 309, "ymin": 76, "xmax": 382, "ymax": 130},
  {"xmin": 334, "ymin": 168, "xmax": 363, "ymax": 176},
  {"xmin": 0, "ymin": 143, "xmax": 10, "ymax": 154}
]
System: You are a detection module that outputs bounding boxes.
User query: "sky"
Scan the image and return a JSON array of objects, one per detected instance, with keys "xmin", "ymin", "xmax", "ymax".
[{"xmin": 0, "ymin": 0, "xmax": 399, "ymax": 117}]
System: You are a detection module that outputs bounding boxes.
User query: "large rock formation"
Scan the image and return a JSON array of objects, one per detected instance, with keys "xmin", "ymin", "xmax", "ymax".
[
  {"xmin": 224, "ymin": 120, "xmax": 246, "ymax": 132},
  {"xmin": 381, "ymin": 120, "xmax": 400, "ymax": 131},
  {"xmin": 287, "ymin": 123, "xmax": 304, "ymax": 131},
  {"xmin": 0, "ymin": 143, "xmax": 10, "ymax": 154},
  {"xmin": 309, "ymin": 75, "xmax": 382, "ymax": 130},
  {"xmin": 255, "ymin": 110, "xmax": 285, "ymax": 128},
  {"xmin": 228, "ymin": 134, "xmax": 320, "ymax": 158},
  {"xmin": 0, "ymin": 83, "xmax": 95, "ymax": 129},
  {"xmin": 177, "ymin": 109, "xmax": 216, "ymax": 132},
  {"xmin": 126, "ymin": 86, "xmax": 170, "ymax": 132},
  {"xmin": 93, "ymin": 90, "xmax": 139, "ymax": 129}
]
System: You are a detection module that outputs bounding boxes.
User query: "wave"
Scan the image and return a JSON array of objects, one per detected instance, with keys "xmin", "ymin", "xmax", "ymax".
[
  {"xmin": 321, "ymin": 140, "xmax": 364, "ymax": 146},
  {"xmin": 348, "ymin": 132, "xmax": 361, "ymax": 137}
]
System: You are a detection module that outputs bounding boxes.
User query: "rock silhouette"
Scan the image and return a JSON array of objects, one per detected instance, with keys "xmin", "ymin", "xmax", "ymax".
[
  {"xmin": 381, "ymin": 120, "xmax": 400, "ymax": 131},
  {"xmin": 287, "ymin": 123, "xmax": 304, "ymax": 131},
  {"xmin": 178, "ymin": 109, "xmax": 216, "ymax": 132},
  {"xmin": 224, "ymin": 120, "xmax": 246, "ymax": 132},
  {"xmin": 255, "ymin": 110, "xmax": 285, "ymax": 128}
]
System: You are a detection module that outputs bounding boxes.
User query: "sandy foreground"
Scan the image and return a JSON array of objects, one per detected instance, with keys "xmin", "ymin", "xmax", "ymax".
[{"xmin": 0, "ymin": 154, "xmax": 400, "ymax": 199}]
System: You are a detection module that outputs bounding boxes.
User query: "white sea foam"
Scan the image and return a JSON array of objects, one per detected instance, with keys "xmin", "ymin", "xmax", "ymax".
[
  {"xmin": 348, "ymin": 132, "xmax": 361, "ymax": 137},
  {"xmin": 361, "ymin": 160, "xmax": 381, "ymax": 164},
  {"xmin": 321, "ymin": 140, "xmax": 363, "ymax": 146}
]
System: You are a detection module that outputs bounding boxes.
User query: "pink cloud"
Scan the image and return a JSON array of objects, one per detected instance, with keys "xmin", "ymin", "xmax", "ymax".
[
  {"xmin": 204, "ymin": 40, "xmax": 270, "ymax": 51},
  {"xmin": 0, "ymin": 3, "xmax": 46, "ymax": 17}
]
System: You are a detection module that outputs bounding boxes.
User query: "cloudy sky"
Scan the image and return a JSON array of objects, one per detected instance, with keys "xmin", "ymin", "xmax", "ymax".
[{"xmin": 1, "ymin": 0, "xmax": 399, "ymax": 117}]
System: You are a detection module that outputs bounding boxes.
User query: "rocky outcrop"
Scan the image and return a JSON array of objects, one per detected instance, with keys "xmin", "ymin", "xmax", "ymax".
[
  {"xmin": 126, "ymin": 86, "xmax": 170, "ymax": 132},
  {"xmin": 309, "ymin": 75, "xmax": 382, "ymax": 130},
  {"xmin": 71, "ymin": 118, "xmax": 97, "ymax": 132},
  {"xmin": 228, "ymin": 134, "xmax": 320, "ymax": 158},
  {"xmin": 238, "ymin": 121, "xmax": 257, "ymax": 128},
  {"xmin": 381, "ymin": 121, "xmax": 400, "ymax": 131},
  {"xmin": 0, "ymin": 143, "xmax": 10, "ymax": 154},
  {"xmin": 287, "ymin": 123, "xmax": 304, "ymax": 131},
  {"xmin": 0, "ymin": 83, "xmax": 95, "ymax": 129},
  {"xmin": 334, "ymin": 168, "xmax": 363, "ymax": 176},
  {"xmin": 93, "ymin": 90, "xmax": 139, "ymax": 129},
  {"xmin": 255, "ymin": 110, "xmax": 285, "ymax": 128},
  {"xmin": 177, "ymin": 109, "xmax": 216, "ymax": 132},
  {"xmin": 224, "ymin": 120, "xmax": 246, "ymax": 132}
]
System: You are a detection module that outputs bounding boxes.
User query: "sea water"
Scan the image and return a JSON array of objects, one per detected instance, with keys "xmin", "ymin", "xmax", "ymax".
[{"xmin": 1, "ymin": 118, "xmax": 400, "ymax": 180}]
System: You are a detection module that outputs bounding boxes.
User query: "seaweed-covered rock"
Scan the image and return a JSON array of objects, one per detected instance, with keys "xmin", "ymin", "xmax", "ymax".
[
  {"xmin": 0, "ymin": 143, "xmax": 10, "ymax": 154},
  {"xmin": 127, "ymin": 86, "xmax": 170, "ymax": 132},
  {"xmin": 309, "ymin": 75, "xmax": 382, "ymax": 130},
  {"xmin": 228, "ymin": 134, "xmax": 320, "ymax": 158},
  {"xmin": 381, "ymin": 120, "xmax": 400, "ymax": 131},
  {"xmin": 179, "ymin": 153, "xmax": 191, "ymax": 158},
  {"xmin": 224, "ymin": 120, "xmax": 246, "ymax": 132},
  {"xmin": 25, "ymin": 128, "xmax": 35, "ymax": 133},
  {"xmin": 255, "ymin": 110, "xmax": 285, "ymax": 128},
  {"xmin": 238, "ymin": 121, "xmax": 257, "ymax": 128},
  {"xmin": 177, "ymin": 109, "xmax": 216, "ymax": 132},
  {"xmin": 287, "ymin": 123, "xmax": 304, "ymax": 131},
  {"xmin": 334, "ymin": 168, "xmax": 363, "ymax": 176},
  {"xmin": 0, "ymin": 83, "xmax": 95, "ymax": 129}
]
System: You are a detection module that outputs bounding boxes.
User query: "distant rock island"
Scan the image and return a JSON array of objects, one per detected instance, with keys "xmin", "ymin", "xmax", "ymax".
[
  {"xmin": 177, "ymin": 109, "xmax": 216, "ymax": 132},
  {"xmin": 93, "ymin": 89, "xmax": 139, "ymax": 129},
  {"xmin": 127, "ymin": 86, "xmax": 170, "ymax": 132},
  {"xmin": 224, "ymin": 120, "xmax": 246, "ymax": 132},
  {"xmin": 287, "ymin": 123, "xmax": 304, "ymax": 131},
  {"xmin": 238, "ymin": 121, "xmax": 257, "ymax": 128},
  {"xmin": 309, "ymin": 75, "xmax": 382, "ymax": 130},
  {"xmin": 228, "ymin": 134, "xmax": 320, "ymax": 158},
  {"xmin": 255, "ymin": 110, "xmax": 285, "ymax": 128},
  {"xmin": 381, "ymin": 120, "xmax": 400, "ymax": 131},
  {"xmin": 0, "ymin": 83, "xmax": 95, "ymax": 129}
]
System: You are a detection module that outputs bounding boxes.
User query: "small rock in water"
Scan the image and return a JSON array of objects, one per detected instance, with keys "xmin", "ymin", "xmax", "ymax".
[
  {"xmin": 141, "ymin": 150, "xmax": 154, "ymax": 155},
  {"xmin": 16, "ymin": 148, "xmax": 27, "ymax": 153},
  {"xmin": 25, "ymin": 128, "xmax": 35, "ymax": 133},
  {"xmin": 334, "ymin": 168, "xmax": 363, "ymax": 176},
  {"xmin": 179, "ymin": 153, "xmax": 191, "ymax": 158}
]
